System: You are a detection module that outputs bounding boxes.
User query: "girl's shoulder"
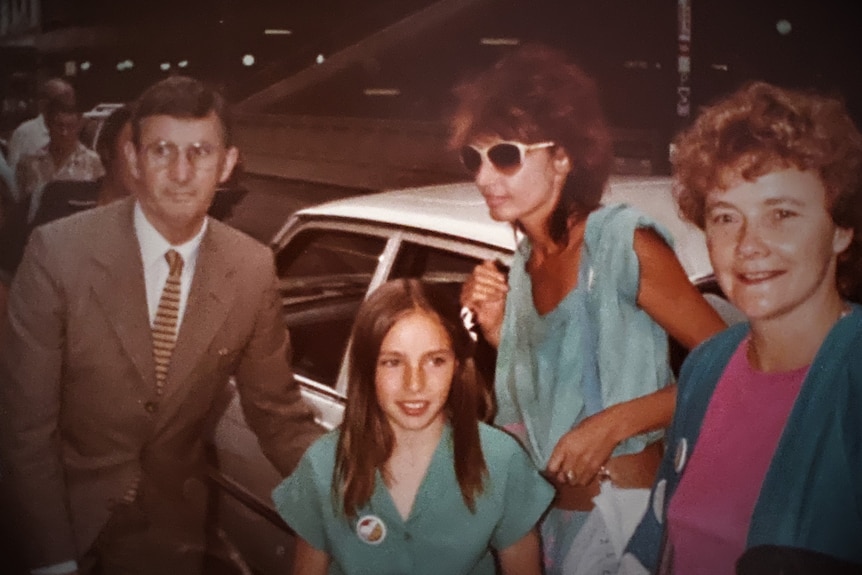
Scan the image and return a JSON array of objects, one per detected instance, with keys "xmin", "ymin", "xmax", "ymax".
[{"xmin": 300, "ymin": 428, "xmax": 341, "ymax": 473}]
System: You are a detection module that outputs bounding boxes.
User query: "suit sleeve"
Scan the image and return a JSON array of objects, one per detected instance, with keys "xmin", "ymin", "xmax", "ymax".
[
  {"xmin": 0, "ymin": 228, "xmax": 78, "ymax": 568},
  {"xmin": 233, "ymin": 253, "xmax": 322, "ymax": 477}
]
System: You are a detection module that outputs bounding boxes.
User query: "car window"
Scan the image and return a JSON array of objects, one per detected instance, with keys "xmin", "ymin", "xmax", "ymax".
[
  {"xmin": 275, "ymin": 228, "xmax": 387, "ymax": 389},
  {"xmin": 389, "ymin": 239, "xmax": 483, "ymax": 293}
]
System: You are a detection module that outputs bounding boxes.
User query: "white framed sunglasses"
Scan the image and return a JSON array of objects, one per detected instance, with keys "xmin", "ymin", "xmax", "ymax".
[{"xmin": 459, "ymin": 141, "xmax": 555, "ymax": 175}]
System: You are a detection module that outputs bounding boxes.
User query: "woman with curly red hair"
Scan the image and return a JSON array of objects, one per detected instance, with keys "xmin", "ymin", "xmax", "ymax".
[{"xmin": 625, "ymin": 82, "xmax": 862, "ymax": 574}]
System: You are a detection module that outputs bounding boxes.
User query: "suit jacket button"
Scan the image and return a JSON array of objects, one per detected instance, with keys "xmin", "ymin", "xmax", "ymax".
[{"xmin": 144, "ymin": 401, "xmax": 158, "ymax": 413}]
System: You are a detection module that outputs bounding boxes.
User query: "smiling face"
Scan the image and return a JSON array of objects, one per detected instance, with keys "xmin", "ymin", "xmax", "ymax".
[
  {"xmin": 374, "ymin": 310, "xmax": 456, "ymax": 441},
  {"xmin": 705, "ymin": 168, "xmax": 853, "ymax": 326},
  {"xmin": 470, "ymin": 136, "xmax": 570, "ymax": 232},
  {"xmin": 126, "ymin": 112, "xmax": 238, "ymax": 244}
]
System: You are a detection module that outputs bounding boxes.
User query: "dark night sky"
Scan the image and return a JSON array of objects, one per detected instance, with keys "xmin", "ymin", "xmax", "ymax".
[{"xmin": 9, "ymin": 0, "xmax": 862, "ymax": 133}]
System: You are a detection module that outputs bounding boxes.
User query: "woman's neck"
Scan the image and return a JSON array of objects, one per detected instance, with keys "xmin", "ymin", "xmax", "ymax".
[
  {"xmin": 526, "ymin": 216, "xmax": 586, "ymax": 265},
  {"xmin": 748, "ymin": 295, "xmax": 849, "ymax": 372}
]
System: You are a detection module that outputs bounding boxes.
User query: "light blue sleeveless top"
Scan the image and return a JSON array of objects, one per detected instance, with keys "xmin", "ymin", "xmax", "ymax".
[{"xmin": 494, "ymin": 204, "xmax": 674, "ymax": 468}]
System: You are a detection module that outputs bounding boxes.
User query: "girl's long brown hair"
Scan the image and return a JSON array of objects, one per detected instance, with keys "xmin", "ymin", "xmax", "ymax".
[{"xmin": 334, "ymin": 279, "xmax": 488, "ymax": 518}]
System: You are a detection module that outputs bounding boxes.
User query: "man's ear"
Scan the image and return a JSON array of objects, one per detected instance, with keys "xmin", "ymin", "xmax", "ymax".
[
  {"xmin": 218, "ymin": 146, "xmax": 240, "ymax": 184},
  {"xmin": 123, "ymin": 140, "xmax": 141, "ymax": 180}
]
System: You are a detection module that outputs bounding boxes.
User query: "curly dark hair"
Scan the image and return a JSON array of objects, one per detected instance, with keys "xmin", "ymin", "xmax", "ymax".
[
  {"xmin": 672, "ymin": 81, "xmax": 862, "ymax": 299},
  {"xmin": 449, "ymin": 44, "xmax": 613, "ymax": 246}
]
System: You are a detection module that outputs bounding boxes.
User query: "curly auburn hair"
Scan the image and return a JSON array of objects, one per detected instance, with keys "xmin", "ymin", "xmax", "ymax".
[
  {"xmin": 672, "ymin": 81, "xmax": 862, "ymax": 298},
  {"xmin": 449, "ymin": 43, "xmax": 614, "ymax": 246}
]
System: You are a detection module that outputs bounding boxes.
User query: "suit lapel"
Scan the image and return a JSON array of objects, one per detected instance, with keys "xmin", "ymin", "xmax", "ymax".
[
  {"xmin": 89, "ymin": 198, "xmax": 155, "ymax": 388},
  {"xmin": 163, "ymin": 223, "xmax": 237, "ymax": 402}
]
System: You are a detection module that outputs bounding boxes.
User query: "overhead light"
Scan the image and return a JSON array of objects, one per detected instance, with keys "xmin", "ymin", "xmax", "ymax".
[
  {"xmin": 264, "ymin": 28, "xmax": 292, "ymax": 35},
  {"xmin": 80, "ymin": 61, "xmax": 91, "ymax": 71},
  {"xmin": 623, "ymin": 60, "xmax": 649, "ymax": 70},
  {"xmin": 363, "ymin": 88, "xmax": 401, "ymax": 96},
  {"xmin": 116, "ymin": 59, "xmax": 134, "ymax": 71},
  {"xmin": 316, "ymin": 53, "xmax": 325, "ymax": 64},
  {"xmin": 711, "ymin": 63, "xmax": 729, "ymax": 71},
  {"xmin": 480, "ymin": 37, "xmax": 520, "ymax": 46},
  {"xmin": 776, "ymin": 19, "xmax": 792, "ymax": 35},
  {"xmin": 178, "ymin": 60, "xmax": 189, "ymax": 68},
  {"xmin": 160, "ymin": 62, "xmax": 171, "ymax": 71},
  {"xmin": 242, "ymin": 54, "xmax": 255, "ymax": 67}
]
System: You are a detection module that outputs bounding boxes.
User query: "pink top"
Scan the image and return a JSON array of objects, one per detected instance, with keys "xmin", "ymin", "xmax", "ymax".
[{"xmin": 666, "ymin": 339, "xmax": 808, "ymax": 574}]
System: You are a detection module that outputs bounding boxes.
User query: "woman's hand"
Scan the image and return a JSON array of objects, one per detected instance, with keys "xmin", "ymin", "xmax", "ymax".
[
  {"xmin": 460, "ymin": 260, "xmax": 509, "ymax": 347},
  {"xmin": 546, "ymin": 408, "xmax": 624, "ymax": 486}
]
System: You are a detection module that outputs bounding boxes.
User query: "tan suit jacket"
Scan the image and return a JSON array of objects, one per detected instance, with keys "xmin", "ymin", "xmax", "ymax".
[{"xmin": 0, "ymin": 197, "xmax": 320, "ymax": 568}]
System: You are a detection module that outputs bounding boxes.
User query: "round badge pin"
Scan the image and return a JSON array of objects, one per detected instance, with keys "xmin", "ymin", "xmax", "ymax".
[
  {"xmin": 674, "ymin": 438, "xmax": 688, "ymax": 473},
  {"xmin": 356, "ymin": 514, "xmax": 387, "ymax": 545}
]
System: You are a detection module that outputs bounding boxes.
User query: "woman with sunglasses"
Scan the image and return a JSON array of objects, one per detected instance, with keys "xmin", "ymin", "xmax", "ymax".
[{"xmin": 453, "ymin": 44, "xmax": 726, "ymax": 574}]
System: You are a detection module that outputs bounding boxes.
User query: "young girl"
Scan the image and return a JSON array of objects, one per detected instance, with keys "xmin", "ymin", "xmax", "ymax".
[{"xmin": 272, "ymin": 279, "xmax": 554, "ymax": 575}]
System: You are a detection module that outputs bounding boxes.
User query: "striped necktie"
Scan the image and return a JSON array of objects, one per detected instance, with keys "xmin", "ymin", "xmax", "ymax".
[{"xmin": 152, "ymin": 249, "xmax": 183, "ymax": 395}]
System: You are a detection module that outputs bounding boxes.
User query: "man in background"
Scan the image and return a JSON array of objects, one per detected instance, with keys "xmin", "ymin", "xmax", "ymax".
[
  {"xmin": 6, "ymin": 78, "xmax": 75, "ymax": 177},
  {"xmin": 16, "ymin": 93, "xmax": 103, "ymax": 224}
]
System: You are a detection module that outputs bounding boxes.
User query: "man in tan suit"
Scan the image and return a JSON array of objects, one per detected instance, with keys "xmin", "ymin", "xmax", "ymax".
[{"xmin": 0, "ymin": 76, "xmax": 321, "ymax": 574}]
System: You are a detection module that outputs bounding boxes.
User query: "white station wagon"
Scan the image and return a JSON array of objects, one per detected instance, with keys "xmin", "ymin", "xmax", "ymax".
[{"xmin": 208, "ymin": 177, "xmax": 741, "ymax": 574}]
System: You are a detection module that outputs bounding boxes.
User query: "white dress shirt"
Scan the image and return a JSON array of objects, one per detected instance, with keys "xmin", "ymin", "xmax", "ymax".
[
  {"xmin": 7, "ymin": 114, "xmax": 49, "ymax": 176},
  {"xmin": 133, "ymin": 202, "xmax": 207, "ymax": 331}
]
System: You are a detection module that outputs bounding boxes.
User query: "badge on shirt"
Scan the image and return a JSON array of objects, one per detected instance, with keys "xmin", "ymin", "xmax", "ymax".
[
  {"xmin": 356, "ymin": 514, "xmax": 387, "ymax": 545},
  {"xmin": 674, "ymin": 437, "xmax": 688, "ymax": 473}
]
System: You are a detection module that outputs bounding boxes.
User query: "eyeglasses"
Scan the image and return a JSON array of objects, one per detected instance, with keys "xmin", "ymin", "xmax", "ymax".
[
  {"xmin": 459, "ymin": 141, "xmax": 555, "ymax": 175},
  {"xmin": 142, "ymin": 140, "xmax": 221, "ymax": 170}
]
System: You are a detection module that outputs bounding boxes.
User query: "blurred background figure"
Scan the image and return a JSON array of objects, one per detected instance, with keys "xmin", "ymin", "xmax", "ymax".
[
  {"xmin": 625, "ymin": 81, "xmax": 862, "ymax": 574},
  {"xmin": 16, "ymin": 92, "xmax": 104, "ymax": 224},
  {"xmin": 6, "ymin": 77, "xmax": 76, "ymax": 175},
  {"xmin": 30, "ymin": 104, "xmax": 134, "ymax": 227}
]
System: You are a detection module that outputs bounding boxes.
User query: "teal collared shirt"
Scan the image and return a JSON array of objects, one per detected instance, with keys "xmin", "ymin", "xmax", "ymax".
[{"xmin": 273, "ymin": 423, "xmax": 554, "ymax": 575}]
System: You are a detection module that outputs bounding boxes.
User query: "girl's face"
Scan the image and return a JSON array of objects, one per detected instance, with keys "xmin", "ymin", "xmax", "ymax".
[
  {"xmin": 375, "ymin": 311, "xmax": 456, "ymax": 440},
  {"xmin": 704, "ymin": 168, "xmax": 853, "ymax": 325},
  {"xmin": 468, "ymin": 136, "xmax": 570, "ymax": 230}
]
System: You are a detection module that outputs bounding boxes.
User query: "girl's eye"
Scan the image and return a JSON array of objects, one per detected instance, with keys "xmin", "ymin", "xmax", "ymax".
[
  {"xmin": 428, "ymin": 354, "xmax": 452, "ymax": 367},
  {"xmin": 379, "ymin": 357, "xmax": 401, "ymax": 368},
  {"xmin": 709, "ymin": 212, "xmax": 735, "ymax": 225}
]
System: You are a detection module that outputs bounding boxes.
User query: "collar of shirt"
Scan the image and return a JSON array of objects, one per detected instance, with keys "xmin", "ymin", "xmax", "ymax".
[{"xmin": 134, "ymin": 201, "xmax": 208, "ymax": 324}]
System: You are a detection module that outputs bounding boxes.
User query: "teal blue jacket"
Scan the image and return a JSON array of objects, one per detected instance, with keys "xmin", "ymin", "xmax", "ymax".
[{"xmin": 626, "ymin": 304, "xmax": 862, "ymax": 570}]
